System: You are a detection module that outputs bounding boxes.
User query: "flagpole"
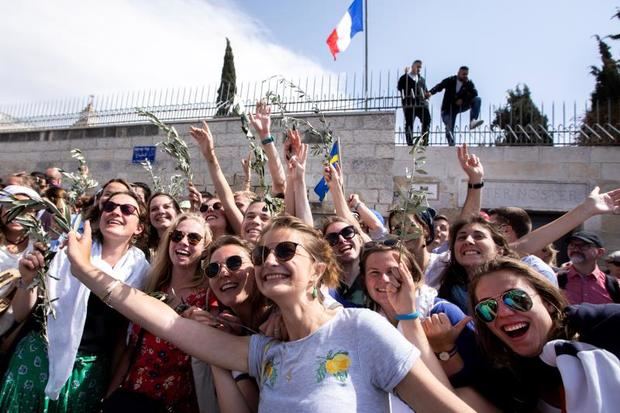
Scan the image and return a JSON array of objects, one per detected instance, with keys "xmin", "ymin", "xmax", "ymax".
[
  {"xmin": 337, "ymin": 137, "xmax": 345, "ymax": 194},
  {"xmin": 364, "ymin": 0, "xmax": 368, "ymax": 111}
]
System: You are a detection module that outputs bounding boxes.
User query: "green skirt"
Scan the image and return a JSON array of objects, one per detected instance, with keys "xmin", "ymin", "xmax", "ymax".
[{"xmin": 0, "ymin": 331, "xmax": 108, "ymax": 413}]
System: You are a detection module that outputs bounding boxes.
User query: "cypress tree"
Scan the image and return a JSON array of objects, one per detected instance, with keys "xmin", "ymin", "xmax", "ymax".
[{"xmin": 215, "ymin": 38, "xmax": 237, "ymax": 117}]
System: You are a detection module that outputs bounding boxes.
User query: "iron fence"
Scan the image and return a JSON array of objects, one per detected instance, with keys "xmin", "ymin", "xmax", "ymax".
[{"xmin": 0, "ymin": 72, "xmax": 618, "ymax": 146}]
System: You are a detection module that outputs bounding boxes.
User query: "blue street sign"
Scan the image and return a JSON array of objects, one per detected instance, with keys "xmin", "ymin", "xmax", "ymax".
[{"xmin": 132, "ymin": 146, "xmax": 156, "ymax": 164}]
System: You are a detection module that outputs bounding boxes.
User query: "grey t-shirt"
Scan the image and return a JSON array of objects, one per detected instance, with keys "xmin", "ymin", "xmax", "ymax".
[{"xmin": 248, "ymin": 308, "xmax": 419, "ymax": 412}]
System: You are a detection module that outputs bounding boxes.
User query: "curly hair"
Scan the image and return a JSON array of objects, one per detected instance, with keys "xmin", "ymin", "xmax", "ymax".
[
  {"xmin": 258, "ymin": 215, "xmax": 342, "ymax": 290},
  {"xmin": 468, "ymin": 257, "xmax": 572, "ymax": 368}
]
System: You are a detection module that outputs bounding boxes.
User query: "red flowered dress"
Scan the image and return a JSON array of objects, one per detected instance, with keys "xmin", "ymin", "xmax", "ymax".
[{"xmin": 121, "ymin": 288, "xmax": 207, "ymax": 413}]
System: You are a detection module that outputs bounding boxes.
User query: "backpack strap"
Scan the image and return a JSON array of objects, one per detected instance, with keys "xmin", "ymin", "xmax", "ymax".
[{"xmin": 604, "ymin": 274, "xmax": 620, "ymax": 303}]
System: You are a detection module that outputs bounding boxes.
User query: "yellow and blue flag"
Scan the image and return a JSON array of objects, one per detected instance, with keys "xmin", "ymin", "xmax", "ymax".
[{"xmin": 314, "ymin": 141, "xmax": 340, "ymax": 202}]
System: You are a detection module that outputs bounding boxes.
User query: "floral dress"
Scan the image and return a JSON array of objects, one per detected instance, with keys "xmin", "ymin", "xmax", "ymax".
[{"xmin": 121, "ymin": 288, "xmax": 207, "ymax": 413}]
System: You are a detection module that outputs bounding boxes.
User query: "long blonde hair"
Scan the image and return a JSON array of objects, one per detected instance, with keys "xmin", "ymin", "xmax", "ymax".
[{"xmin": 145, "ymin": 213, "xmax": 212, "ymax": 293}]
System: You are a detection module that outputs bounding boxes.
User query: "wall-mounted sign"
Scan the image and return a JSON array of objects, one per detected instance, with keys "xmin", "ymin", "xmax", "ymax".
[
  {"xmin": 132, "ymin": 146, "xmax": 156, "ymax": 164},
  {"xmin": 410, "ymin": 183, "xmax": 439, "ymax": 200}
]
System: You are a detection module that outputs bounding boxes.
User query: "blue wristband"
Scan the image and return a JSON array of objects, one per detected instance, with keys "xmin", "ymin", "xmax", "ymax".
[
  {"xmin": 261, "ymin": 136, "xmax": 274, "ymax": 145},
  {"xmin": 394, "ymin": 311, "xmax": 421, "ymax": 321}
]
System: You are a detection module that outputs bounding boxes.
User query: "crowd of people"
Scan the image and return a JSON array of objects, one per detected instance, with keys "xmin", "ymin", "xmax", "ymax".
[{"xmin": 0, "ymin": 101, "xmax": 619, "ymax": 413}]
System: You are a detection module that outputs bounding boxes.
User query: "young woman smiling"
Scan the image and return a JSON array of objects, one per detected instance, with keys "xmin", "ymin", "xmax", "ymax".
[
  {"xmin": 145, "ymin": 193, "xmax": 181, "ymax": 259},
  {"xmin": 0, "ymin": 191, "xmax": 150, "ymax": 412},
  {"xmin": 62, "ymin": 215, "xmax": 475, "ymax": 412}
]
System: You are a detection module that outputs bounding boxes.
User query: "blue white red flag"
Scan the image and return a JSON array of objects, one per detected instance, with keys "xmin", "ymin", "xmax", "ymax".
[{"xmin": 326, "ymin": 0, "xmax": 364, "ymax": 60}]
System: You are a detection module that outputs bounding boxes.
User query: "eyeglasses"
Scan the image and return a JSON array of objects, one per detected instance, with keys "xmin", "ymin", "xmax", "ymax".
[
  {"xmin": 102, "ymin": 201, "xmax": 138, "ymax": 217},
  {"xmin": 170, "ymin": 230, "xmax": 203, "ymax": 246},
  {"xmin": 251, "ymin": 241, "xmax": 311, "ymax": 266},
  {"xmin": 200, "ymin": 202, "xmax": 223, "ymax": 213},
  {"xmin": 364, "ymin": 238, "xmax": 400, "ymax": 249},
  {"xmin": 325, "ymin": 225, "xmax": 356, "ymax": 246},
  {"xmin": 205, "ymin": 255, "xmax": 244, "ymax": 278},
  {"xmin": 474, "ymin": 288, "xmax": 533, "ymax": 323}
]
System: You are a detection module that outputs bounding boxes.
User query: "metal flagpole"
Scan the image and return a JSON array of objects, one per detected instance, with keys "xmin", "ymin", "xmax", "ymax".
[{"xmin": 364, "ymin": 0, "xmax": 368, "ymax": 111}]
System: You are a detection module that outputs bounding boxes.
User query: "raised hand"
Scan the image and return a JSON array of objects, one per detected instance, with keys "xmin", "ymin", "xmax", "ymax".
[
  {"xmin": 259, "ymin": 309, "xmax": 288, "ymax": 341},
  {"xmin": 249, "ymin": 101, "xmax": 271, "ymax": 139},
  {"xmin": 348, "ymin": 193, "xmax": 361, "ymax": 209},
  {"xmin": 189, "ymin": 121, "xmax": 215, "ymax": 157},
  {"xmin": 421, "ymin": 313, "xmax": 472, "ymax": 353},
  {"xmin": 323, "ymin": 162, "xmax": 343, "ymax": 189},
  {"xmin": 457, "ymin": 143, "xmax": 484, "ymax": 183},
  {"xmin": 66, "ymin": 220, "xmax": 93, "ymax": 274},
  {"xmin": 187, "ymin": 182, "xmax": 203, "ymax": 213},
  {"xmin": 288, "ymin": 143, "xmax": 308, "ymax": 181},
  {"xmin": 284, "ymin": 128, "xmax": 302, "ymax": 160},
  {"xmin": 385, "ymin": 260, "xmax": 417, "ymax": 316},
  {"xmin": 18, "ymin": 250, "xmax": 46, "ymax": 285},
  {"xmin": 241, "ymin": 152, "xmax": 252, "ymax": 177},
  {"xmin": 582, "ymin": 186, "xmax": 620, "ymax": 216}
]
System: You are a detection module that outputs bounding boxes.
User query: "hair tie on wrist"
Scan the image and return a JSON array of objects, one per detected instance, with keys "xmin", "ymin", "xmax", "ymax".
[
  {"xmin": 395, "ymin": 311, "xmax": 421, "ymax": 321},
  {"xmin": 261, "ymin": 136, "xmax": 274, "ymax": 145}
]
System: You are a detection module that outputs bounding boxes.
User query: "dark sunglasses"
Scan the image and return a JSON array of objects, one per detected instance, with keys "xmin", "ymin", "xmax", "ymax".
[
  {"xmin": 102, "ymin": 201, "xmax": 138, "ymax": 217},
  {"xmin": 364, "ymin": 237, "xmax": 400, "ymax": 249},
  {"xmin": 170, "ymin": 230, "xmax": 203, "ymax": 246},
  {"xmin": 474, "ymin": 288, "xmax": 533, "ymax": 323},
  {"xmin": 251, "ymin": 241, "xmax": 309, "ymax": 266},
  {"xmin": 325, "ymin": 225, "xmax": 356, "ymax": 246},
  {"xmin": 205, "ymin": 255, "xmax": 244, "ymax": 278},
  {"xmin": 200, "ymin": 202, "xmax": 223, "ymax": 213}
]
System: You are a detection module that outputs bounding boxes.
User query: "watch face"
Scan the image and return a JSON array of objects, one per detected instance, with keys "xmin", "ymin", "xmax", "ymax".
[{"xmin": 439, "ymin": 352, "xmax": 450, "ymax": 361}]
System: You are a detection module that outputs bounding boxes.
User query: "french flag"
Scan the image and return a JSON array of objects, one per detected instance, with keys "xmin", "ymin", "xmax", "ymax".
[{"xmin": 326, "ymin": 0, "xmax": 364, "ymax": 60}]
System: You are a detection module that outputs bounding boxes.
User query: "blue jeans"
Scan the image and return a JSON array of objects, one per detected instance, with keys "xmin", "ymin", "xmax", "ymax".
[{"xmin": 441, "ymin": 96, "xmax": 482, "ymax": 146}]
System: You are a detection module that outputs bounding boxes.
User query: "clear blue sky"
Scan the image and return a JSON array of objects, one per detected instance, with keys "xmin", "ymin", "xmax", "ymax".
[{"xmin": 2, "ymin": 0, "xmax": 619, "ymax": 122}]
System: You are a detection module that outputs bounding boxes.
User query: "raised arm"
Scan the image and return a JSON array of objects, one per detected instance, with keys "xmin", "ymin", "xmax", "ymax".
[
  {"xmin": 511, "ymin": 186, "xmax": 620, "ymax": 255},
  {"xmin": 12, "ymin": 252, "xmax": 43, "ymax": 322},
  {"xmin": 240, "ymin": 152, "xmax": 252, "ymax": 192},
  {"xmin": 289, "ymin": 143, "xmax": 313, "ymax": 226},
  {"xmin": 325, "ymin": 163, "xmax": 370, "ymax": 242},
  {"xmin": 65, "ymin": 221, "xmax": 250, "ymax": 372},
  {"xmin": 190, "ymin": 121, "xmax": 243, "ymax": 233},
  {"xmin": 457, "ymin": 144, "xmax": 484, "ymax": 219},
  {"xmin": 348, "ymin": 193, "xmax": 387, "ymax": 237},
  {"xmin": 249, "ymin": 101, "xmax": 286, "ymax": 195}
]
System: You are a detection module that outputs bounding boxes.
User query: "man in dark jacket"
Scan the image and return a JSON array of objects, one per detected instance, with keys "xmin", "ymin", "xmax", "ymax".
[
  {"xmin": 428, "ymin": 66, "xmax": 483, "ymax": 146},
  {"xmin": 397, "ymin": 60, "xmax": 431, "ymax": 146}
]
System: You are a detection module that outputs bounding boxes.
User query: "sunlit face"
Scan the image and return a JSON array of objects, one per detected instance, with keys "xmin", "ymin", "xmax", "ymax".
[
  {"xmin": 363, "ymin": 250, "xmax": 408, "ymax": 313},
  {"xmin": 133, "ymin": 186, "xmax": 148, "ymax": 204},
  {"xmin": 201, "ymin": 198, "xmax": 227, "ymax": 234},
  {"xmin": 241, "ymin": 202, "xmax": 270, "ymax": 244},
  {"xmin": 149, "ymin": 195, "xmax": 178, "ymax": 233},
  {"xmin": 168, "ymin": 218, "xmax": 206, "ymax": 269},
  {"xmin": 208, "ymin": 244, "xmax": 255, "ymax": 308},
  {"xmin": 99, "ymin": 193, "xmax": 143, "ymax": 242},
  {"xmin": 325, "ymin": 221, "xmax": 362, "ymax": 263},
  {"xmin": 99, "ymin": 182, "xmax": 130, "ymax": 210},
  {"xmin": 433, "ymin": 219, "xmax": 450, "ymax": 246},
  {"xmin": 567, "ymin": 240, "xmax": 602, "ymax": 266},
  {"xmin": 234, "ymin": 194, "xmax": 252, "ymax": 215},
  {"xmin": 390, "ymin": 213, "xmax": 426, "ymax": 257},
  {"xmin": 488, "ymin": 214, "xmax": 517, "ymax": 243},
  {"xmin": 475, "ymin": 270, "xmax": 553, "ymax": 358},
  {"xmin": 254, "ymin": 228, "xmax": 319, "ymax": 303},
  {"xmin": 454, "ymin": 223, "xmax": 500, "ymax": 269}
]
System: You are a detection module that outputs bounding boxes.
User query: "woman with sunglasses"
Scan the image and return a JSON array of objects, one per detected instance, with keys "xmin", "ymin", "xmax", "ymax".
[
  {"xmin": 469, "ymin": 257, "xmax": 620, "ymax": 412},
  {"xmin": 0, "ymin": 191, "xmax": 150, "ymax": 413},
  {"xmin": 63, "ymin": 214, "xmax": 476, "ymax": 412},
  {"xmin": 146, "ymin": 193, "xmax": 181, "ymax": 259},
  {"xmin": 104, "ymin": 213, "xmax": 211, "ymax": 413},
  {"xmin": 194, "ymin": 235, "xmax": 272, "ymax": 413},
  {"xmin": 359, "ymin": 239, "xmax": 482, "ymax": 411}
]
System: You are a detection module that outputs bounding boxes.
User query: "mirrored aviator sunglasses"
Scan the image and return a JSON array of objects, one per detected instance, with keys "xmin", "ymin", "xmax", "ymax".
[
  {"xmin": 102, "ymin": 201, "xmax": 138, "ymax": 217},
  {"xmin": 205, "ymin": 255, "xmax": 243, "ymax": 278},
  {"xmin": 170, "ymin": 230, "xmax": 203, "ymax": 246},
  {"xmin": 325, "ymin": 225, "xmax": 356, "ymax": 246},
  {"xmin": 474, "ymin": 288, "xmax": 534, "ymax": 323},
  {"xmin": 251, "ymin": 241, "xmax": 300, "ymax": 266}
]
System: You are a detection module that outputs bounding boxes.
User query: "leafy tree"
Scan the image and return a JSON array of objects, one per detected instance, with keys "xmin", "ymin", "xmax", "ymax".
[
  {"xmin": 492, "ymin": 84, "xmax": 552, "ymax": 145},
  {"xmin": 579, "ymin": 35, "xmax": 620, "ymax": 145},
  {"xmin": 215, "ymin": 38, "xmax": 237, "ymax": 117}
]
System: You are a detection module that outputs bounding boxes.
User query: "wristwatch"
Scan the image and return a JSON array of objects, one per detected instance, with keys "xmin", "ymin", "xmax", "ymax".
[{"xmin": 436, "ymin": 346, "xmax": 458, "ymax": 361}]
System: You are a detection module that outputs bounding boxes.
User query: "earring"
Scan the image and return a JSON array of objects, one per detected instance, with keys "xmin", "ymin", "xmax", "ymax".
[{"xmin": 312, "ymin": 285, "xmax": 318, "ymax": 299}]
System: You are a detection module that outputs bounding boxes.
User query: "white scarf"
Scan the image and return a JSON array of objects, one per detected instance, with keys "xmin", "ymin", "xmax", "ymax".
[{"xmin": 45, "ymin": 241, "xmax": 149, "ymax": 399}]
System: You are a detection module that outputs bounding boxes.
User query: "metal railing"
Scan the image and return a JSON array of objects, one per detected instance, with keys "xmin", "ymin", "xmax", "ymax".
[{"xmin": 0, "ymin": 72, "xmax": 618, "ymax": 146}]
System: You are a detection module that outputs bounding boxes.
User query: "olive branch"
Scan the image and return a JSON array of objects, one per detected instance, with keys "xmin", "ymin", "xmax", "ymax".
[{"xmin": 60, "ymin": 149, "xmax": 99, "ymax": 205}]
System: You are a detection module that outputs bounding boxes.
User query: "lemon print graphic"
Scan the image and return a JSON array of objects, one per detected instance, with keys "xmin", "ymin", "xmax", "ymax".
[{"xmin": 316, "ymin": 350, "xmax": 351, "ymax": 383}]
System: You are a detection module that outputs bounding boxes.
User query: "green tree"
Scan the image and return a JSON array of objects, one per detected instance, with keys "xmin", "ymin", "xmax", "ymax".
[
  {"xmin": 215, "ymin": 38, "xmax": 237, "ymax": 117},
  {"xmin": 492, "ymin": 84, "xmax": 552, "ymax": 146},
  {"xmin": 579, "ymin": 35, "xmax": 620, "ymax": 145}
]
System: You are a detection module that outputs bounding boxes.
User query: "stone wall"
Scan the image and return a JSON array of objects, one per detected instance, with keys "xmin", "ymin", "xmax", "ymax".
[{"xmin": 1, "ymin": 111, "xmax": 619, "ymax": 251}]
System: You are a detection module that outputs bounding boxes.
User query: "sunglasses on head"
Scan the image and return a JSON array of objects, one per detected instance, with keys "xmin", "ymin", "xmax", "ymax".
[
  {"xmin": 474, "ymin": 288, "xmax": 533, "ymax": 323},
  {"xmin": 205, "ymin": 255, "xmax": 244, "ymax": 278},
  {"xmin": 170, "ymin": 230, "xmax": 203, "ymax": 246},
  {"xmin": 102, "ymin": 201, "xmax": 138, "ymax": 217},
  {"xmin": 325, "ymin": 225, "xmax": 356, "ymax": 246},
  {"xmin": 251, "ymin": 241, "xmax": 309, "ymax": 266},
  {"xmin": 200, "ymin": 202, "xmax": 223, "ymax": 213},
  {"xmin": 364, "ymin": 237, "xmax": 400, "ymax": 249}
]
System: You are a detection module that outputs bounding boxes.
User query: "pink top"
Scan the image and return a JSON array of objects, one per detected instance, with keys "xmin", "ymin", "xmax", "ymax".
[{"xmin": 563, "ymin": 265, "xmax": 613, "ymax": 305}]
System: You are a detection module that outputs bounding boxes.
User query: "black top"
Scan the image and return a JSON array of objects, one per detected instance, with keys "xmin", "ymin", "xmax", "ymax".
[
  {"xmin": 79, "ymin": 293, "xmax": 127, "ymax": 356},
  {"xmin": 429, "ymin": 75, "xmax": 479, "ymax": 112}
]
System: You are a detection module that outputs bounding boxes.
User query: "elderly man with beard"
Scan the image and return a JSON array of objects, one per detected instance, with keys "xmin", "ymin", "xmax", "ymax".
[{"xmin": 559, "ymin": 231, "xmax": 620, "ymax": 304}]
